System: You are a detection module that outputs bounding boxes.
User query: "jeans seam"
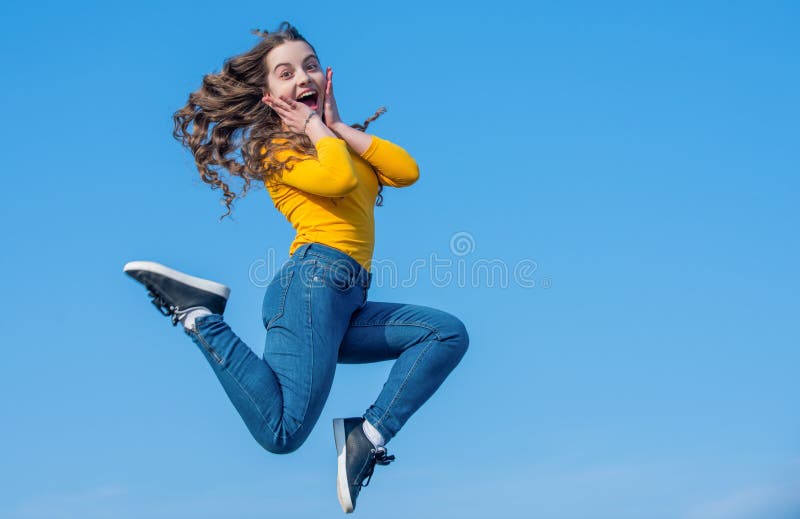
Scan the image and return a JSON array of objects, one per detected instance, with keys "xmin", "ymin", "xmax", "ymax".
[
  {"xmin": 306, "ymin": 249, "xmax": 351, "ymax": 262},
  {"xmin": 373, "ymin": 338, "xmax": 437, "ymax": 431},
  {"xmin": 191, "ymin": 326, "xmax": 223, "ymax": 364},
  {"xmin": 347, "ymin": 321, "xmax": 442, "ymax": 341},
  {"xmin": 345, "ymin": 321, "xmax": 442, "ymax": 432},
  {"xmin": 267, "ymin": 270, "xmax": 294, "ymax": 328},
  {"xmin": 287, "ymin": 267, "xmax": 314, "ymax": 439},
  {"xmin": 189, "ymin": 327, "xmax": 276, "ymax": 438}
]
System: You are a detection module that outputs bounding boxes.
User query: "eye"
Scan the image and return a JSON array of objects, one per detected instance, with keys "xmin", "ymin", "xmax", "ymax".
[
  {"xmin": 306, "ymin": 62, "xmax": 319, "ymax": 71},
  {"xmin": 279, "ymin": 70, "xmax": 292, "ymax": 79}
]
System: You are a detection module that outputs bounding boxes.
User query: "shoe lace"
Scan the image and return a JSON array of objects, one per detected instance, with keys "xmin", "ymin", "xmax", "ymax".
[
  {"xmin": 148, "ymin": 288, "xmax": 180, "ymax": 326},
  {"xmin": 360, "ymin": 448, "xmax": 395, "ymax": 488}
]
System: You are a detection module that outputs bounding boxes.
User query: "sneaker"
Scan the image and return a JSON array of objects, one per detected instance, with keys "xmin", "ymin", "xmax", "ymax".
[
  {"xmin": 123, "ymin": 260, "xmax": 230, "ymax": 326},
  {"xmin": 333, "ymin": 417, "xmax": 395, "ymax": 513}
]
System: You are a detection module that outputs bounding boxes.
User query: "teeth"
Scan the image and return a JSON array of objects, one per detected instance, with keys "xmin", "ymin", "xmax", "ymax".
[{"xmin": 297, "ymin": 91, "xmax": 316, "ymax": 100}]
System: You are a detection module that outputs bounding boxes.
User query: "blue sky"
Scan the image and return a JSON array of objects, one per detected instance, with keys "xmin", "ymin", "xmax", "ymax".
[{"xmin": 1, "ymin": 1, "xmax": 798, "ymax": 518}]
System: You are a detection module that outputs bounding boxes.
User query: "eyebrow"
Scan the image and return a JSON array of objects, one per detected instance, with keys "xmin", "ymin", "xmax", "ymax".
[{"xmin": 272, "ymin": 54, "xmax": 319, "ymax": 72}]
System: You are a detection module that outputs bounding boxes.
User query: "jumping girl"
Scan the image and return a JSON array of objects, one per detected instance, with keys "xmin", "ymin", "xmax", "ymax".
[{"xmin": 123, "ymin": 22, "xmax": 469, "ymax": 513}]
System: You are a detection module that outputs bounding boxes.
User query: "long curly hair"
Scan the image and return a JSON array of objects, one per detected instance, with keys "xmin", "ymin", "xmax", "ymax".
[{"xmin": 173, "ymin": 22, "xmax": 386, "ymax": 219}]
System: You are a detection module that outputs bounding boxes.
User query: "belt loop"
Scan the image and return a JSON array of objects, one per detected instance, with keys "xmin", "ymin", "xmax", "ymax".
[{"xmin": 292, "ymin": 243, "xmax": 310, "ymax": 261}]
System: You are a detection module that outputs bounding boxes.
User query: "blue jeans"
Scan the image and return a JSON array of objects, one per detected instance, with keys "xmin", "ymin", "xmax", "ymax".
[{"xmin": 185, "ymin": 242, "xmax": 469, "ymax": 454}]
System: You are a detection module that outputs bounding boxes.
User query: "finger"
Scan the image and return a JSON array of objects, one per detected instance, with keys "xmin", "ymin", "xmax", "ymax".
[
  {"xmin": 326, "ymin": 67, "xmax": 333, "ymax": 95},
  {"xmin": 263, "ymin": 94, "xmax": 285, "ymax": 110},
  {"xmin": 278, "ymin": 95, "xmax": 298, "ymax": 110},
  {"xmin": 267, "ymin": 100, "xmax": 294, "ymax": 118},
  {"xmin": 264, "ymin": 98, "xmax": 287, "ymax": 116},
  {"xmin": 270, "ymin": 103, "xmax": 290, "ymax": 116},
  {"xmin": 270, "ymin": 97, "xmax": 289, "ymax": 111},
  {"xmin": 269, "ymin": 96, "xmax": 289, "ymax": 110}
]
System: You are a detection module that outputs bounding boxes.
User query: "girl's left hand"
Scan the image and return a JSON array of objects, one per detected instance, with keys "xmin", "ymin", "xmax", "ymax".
[
  {"xmin": 323, "ymin": 67, "xmax": 343, "ymax": 128},
  {"xmin": 262, "ymin": 93, "xmax": 316, "ymax": 134}
]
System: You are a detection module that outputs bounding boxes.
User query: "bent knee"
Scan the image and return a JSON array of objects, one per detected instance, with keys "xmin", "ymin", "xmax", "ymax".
[
  {"xmin": 255, "ymin": 425, "xmax": 309, "ymax": 455},
  {"xmin": 262, "ymin": 440, "xmax": 301, "ymax": 455},
  {"xmin": 258, "ymin": 434, "xmax": 304, "ymax": 455},
  {"xmin": 438, "ymin": 315, "xmax": 470, "ymax": 357}
]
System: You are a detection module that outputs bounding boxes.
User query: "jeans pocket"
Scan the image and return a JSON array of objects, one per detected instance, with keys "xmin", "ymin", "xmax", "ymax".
[{"xmin": 312, "ymin": 259, "xmax": 357, "ymax": 294}]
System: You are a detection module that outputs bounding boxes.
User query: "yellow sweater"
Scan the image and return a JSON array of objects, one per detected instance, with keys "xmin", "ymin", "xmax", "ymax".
[{"xmin": 265, "ymin": 135, "xmax": 419, "ymax": 271}]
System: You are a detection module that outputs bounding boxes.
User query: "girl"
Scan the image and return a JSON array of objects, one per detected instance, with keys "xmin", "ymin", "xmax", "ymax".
[{"xmin": 124, "ymin": 22, "xmax": 468, "ymax": 514}]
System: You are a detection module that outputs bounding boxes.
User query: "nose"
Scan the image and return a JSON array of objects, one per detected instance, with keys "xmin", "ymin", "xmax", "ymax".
[{"xmin": 296, "ymin": 69, "xmax": 312, "ymax": 86}]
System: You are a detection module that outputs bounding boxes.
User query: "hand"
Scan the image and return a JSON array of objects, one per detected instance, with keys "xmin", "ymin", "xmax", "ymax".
[
  {"xmin": 323, "ymin": 67, "xmax": 343, "ymax": 128},
  {"xmin": 262, "ymin": 93, "xmax": 318, "ymax": 134}
]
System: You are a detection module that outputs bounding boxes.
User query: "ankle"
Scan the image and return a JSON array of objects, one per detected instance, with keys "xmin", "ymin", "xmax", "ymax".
[
  {"xmin": 362, "ymin": 419, "xmax": 386, "ymax": 448},
  {"xmin": 179, "ymin": 307, "xmax": 212, "ymax": 331}
]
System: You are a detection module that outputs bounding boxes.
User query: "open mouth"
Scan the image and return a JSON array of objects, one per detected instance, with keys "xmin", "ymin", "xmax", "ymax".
[{"xmin": 296, "ymin": 90, "xmax": 319, "ymax": 111}]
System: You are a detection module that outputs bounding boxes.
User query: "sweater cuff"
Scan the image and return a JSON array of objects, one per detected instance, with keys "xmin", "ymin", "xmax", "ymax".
[
  {"xmin": 359, "ymin": 135, "xmax": 380, "ymax": 160},
  {"xmin": 315, "ymin": 135, "xmax": 347, "ymax": 149}
]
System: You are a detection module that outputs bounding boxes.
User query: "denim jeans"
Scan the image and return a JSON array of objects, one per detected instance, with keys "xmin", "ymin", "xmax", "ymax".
[{"xmin": 185, "ymin": 242, "xmax": 469, "ymax": 454}]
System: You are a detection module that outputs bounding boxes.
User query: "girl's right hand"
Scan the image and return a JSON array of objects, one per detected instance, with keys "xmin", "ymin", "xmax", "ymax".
[
  {"xmin": 262, "ymin": 93, "xmax": 317, "ymax": 134},
  {"xmin": 323, "ymin": 67, "xmax": 343, "ymax": 129}
]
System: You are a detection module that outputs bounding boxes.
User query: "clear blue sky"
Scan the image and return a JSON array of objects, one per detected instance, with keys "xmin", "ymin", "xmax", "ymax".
[{"xmin": 1, "ymin": 1, "xmax": 798, "ymax": 518}]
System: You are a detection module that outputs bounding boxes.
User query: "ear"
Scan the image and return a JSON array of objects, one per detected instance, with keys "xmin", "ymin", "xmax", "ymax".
[{"xmin": 261, "ymin": 87, "xmax": 271, "ymax": 105}]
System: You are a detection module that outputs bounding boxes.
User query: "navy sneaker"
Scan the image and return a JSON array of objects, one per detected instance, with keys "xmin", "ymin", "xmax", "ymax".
[
  {"xmin": 123, "ymin": 261, "xmax": 230, "ymax": 326},
  {"xmin": 333, "ymin": 417, "xmax": 395, "ymax": 513}
]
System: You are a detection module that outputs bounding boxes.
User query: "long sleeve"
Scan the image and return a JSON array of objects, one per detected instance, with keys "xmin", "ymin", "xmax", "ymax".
[
  {"xmin": 359, "ymin": 135, "xmax": 420, "ymax": 188},
  {"xmin": 265, "ymin": 134, "xmax": 418, "ymax": 271},
  {"xmin": 274, "ymin": 137, "xmax": 359, "ymax": 197}
]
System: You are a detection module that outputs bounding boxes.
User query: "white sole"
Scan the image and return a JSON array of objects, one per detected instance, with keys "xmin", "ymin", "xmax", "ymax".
[
  {"xmin": 123, "ymin": 260, "xmax": 231, "ymax": 299},
  {"xmin": 333, "ymin": 418, "xmax": 354, "ymax": 513}
]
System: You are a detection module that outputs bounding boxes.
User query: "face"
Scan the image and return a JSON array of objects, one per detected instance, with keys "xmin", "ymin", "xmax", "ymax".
[{"xmin": 265, "ymin": 40, "xmax": 325, "ymax": 112}]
